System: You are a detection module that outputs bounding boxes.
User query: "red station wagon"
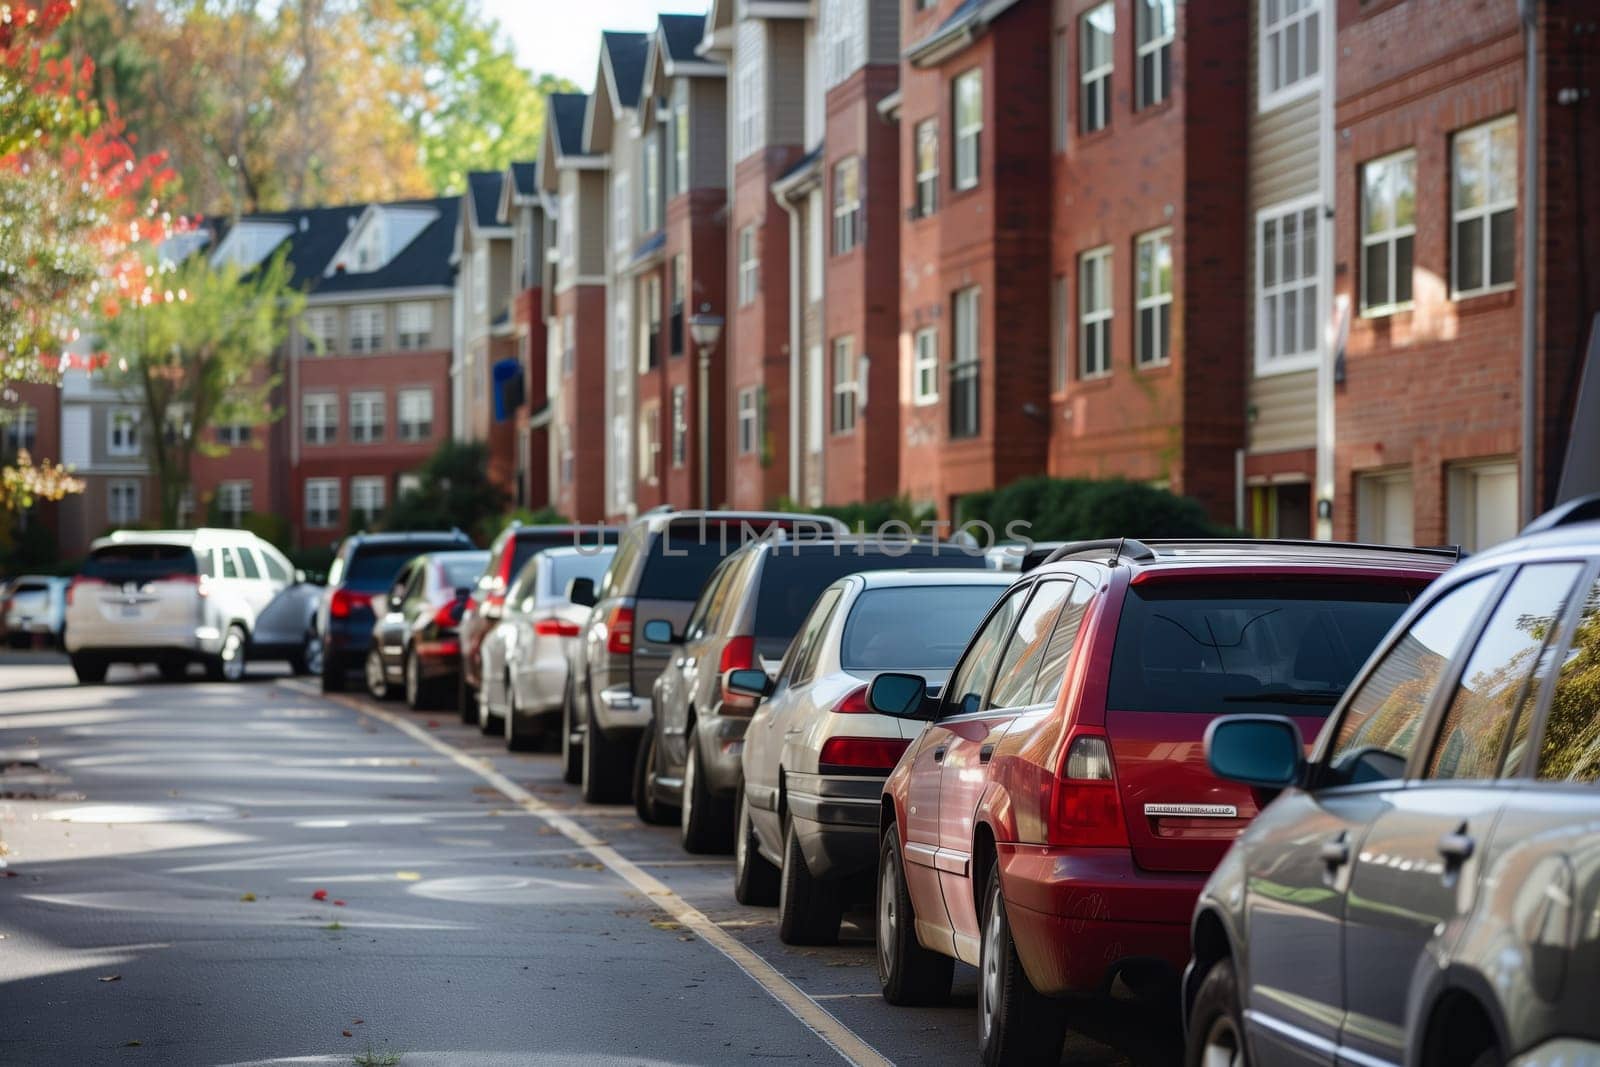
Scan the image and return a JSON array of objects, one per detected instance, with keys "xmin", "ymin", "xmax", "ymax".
[{"xmin": 868, "ymin": 538, "xmax": 1456, "ymax": 1065}]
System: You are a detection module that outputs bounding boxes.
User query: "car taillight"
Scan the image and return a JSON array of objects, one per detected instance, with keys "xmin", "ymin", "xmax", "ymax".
[
  {"xmin": 605, "ymin": 605, "xmax": 634, "ymax": 655},
  {"xmin": 534, "ymin": 617, "xmax": 581, "ymax": 637},
  {"xmin": 1047, "ymin": 733, "xmax": 1128, "ymax": 848},
  {"xmin": 432, "ymin": 601, "xmax": 465, "ymax": 630},
  {"xmin": 718, "ymin": 635, "xmax": 759, "ymax": 712},
  {"xmin": 818, "ymin": 736, "xmax": 911, "ymax": 772},
  {"xmin": 329, "ymin": 588, "xmax": 371, "ymax": 619},
  {"xmin": 483, "ymin": 593, "xmax": 505, "ymax": 621},
  {"xmin": 830, "ymin": 684, "xmax": 871, "ymax": 714}
]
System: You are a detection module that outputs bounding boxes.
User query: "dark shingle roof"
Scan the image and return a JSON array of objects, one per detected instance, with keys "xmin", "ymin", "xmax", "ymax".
[
  {"xmin": 549, "ymin": 93, "xmax": 591, "ymax": 157},
  {"xmin": 659, "ymin": 13, "xmax": 705, "ymax": 63},
  {"xmin": 905, "ymin": 0, "xmax": 1021, "ymax": 63},
  {"xmin": 777, "ymin": 147, "xmax": 822, "ymax": 184},
  {"xmin": 602, "ymin": 31, "xmax": 650, "ymax": 110},
  {"xmin": 509, "ymin": 162, "xmax": 538, "ymax": 197},
  {"xmin": 466, "ymin": 171, "xmax": 505, "ymax": 231},
  {"xmin": 315, "ymin": 197, "xmax": 460, "ymax": 293}
]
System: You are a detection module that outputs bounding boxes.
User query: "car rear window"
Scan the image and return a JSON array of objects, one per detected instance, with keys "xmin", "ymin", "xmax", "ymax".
[
  {"xmin": 635, "ymin": 523, "xmax": 768, "ymax": 601},
  {"xmin": 10, "ymin": 581, "xmax": 49, "ymax": 595},
  {"xmin": 82, "ymin": 544, "xmax": 198, "ymax": 582},
  {"xmin": 549, "ymin": 548, "xmax": 616, "ymax": 597},
  {"xmin": 508, "ymin": 528, "xmax": 619, "ymax": 580},
  {"xmin": 752, "ymin": 549, "xmax": 988, "ymax": 657},
  {"xmin": 345, "ymin": 544, "xmax": 461, "ymax": 589},
  {"xmin": 438, "ymin": 554, "xmax": 489, "ymax": 589},
  {"xmin": 1106, "ymin": 579, "xmax": 1424, "ymax": 718},
  {"xmin": 840, "ymin": 584, "xmax": 1010, "ymax": 672}
]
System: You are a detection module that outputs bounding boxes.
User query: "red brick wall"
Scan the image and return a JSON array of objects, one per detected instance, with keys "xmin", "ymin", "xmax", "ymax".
[
  {"xmin": 486, "ymin": 333, "xmax": 518, "ymax": 498},
  {"xmin": 635, "ymin": 262, "xmax": 669, "ymax": 512},
  {"xmin": 554, "ymin": 284, "xmax": 608, "ymax": 522},
  {"xmin": 514, "ymin": 286, "xmax": 550, "ymax": 509},
  {"xmin": 4, "ymin": 382, "xmax": 62, "ymax": 539},
  {"xmin": 664, "ymin": 188, "xmax": 728, "ymax": 509}
]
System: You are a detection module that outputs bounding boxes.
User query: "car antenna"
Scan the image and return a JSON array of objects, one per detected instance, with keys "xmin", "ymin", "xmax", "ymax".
[{"xmin": 1110, "ymin": 537, "xmax": 1126, "ymax": 565}]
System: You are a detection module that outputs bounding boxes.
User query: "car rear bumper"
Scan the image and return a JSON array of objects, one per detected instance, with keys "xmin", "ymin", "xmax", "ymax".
[
  {"xmin": 694, "ymin": 715, "xmax": 752, "ymax": 796},
  {"xmin": 1511, "ymin": 1038, "xmax": 1600, "ymax": 1067},
  {"xmin": 997, "ymin": 843, "xmax": 1203, "ymax": 996},
  {"xmin": 593, "ymin": 685, "xmax": 650, "ymax": 739},
  {"xmin": 787, "ymin": 771, "xmax": 884, "ymax": 880},
  {"xmin": 66, "ymin": 625, "xmax": 222, "ymax": 656}
]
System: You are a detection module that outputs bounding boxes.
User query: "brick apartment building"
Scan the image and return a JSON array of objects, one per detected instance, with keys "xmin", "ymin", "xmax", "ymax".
[
  {"xmin": 453, "ymin": 171, "xmax": 518, "ymax": 497},
  {"xmin": 500, "ymin": 161, "xmax": 552, "ymax": 511}
]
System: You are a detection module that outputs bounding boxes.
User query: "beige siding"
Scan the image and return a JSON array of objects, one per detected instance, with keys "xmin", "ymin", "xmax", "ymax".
[
  {"xmin": 766, "ymin": 20, "xmax": 807, "ymax": 148},
  {"xmin": 690, "ymin": 79, "xmax": 727, "ymax": 191},
  {"xmin": 867, "ymin": 0, "xmax": 900, "ymax": 67},
  {"xmin": 577, "ymin": 171, "xmax": 607, "ymax": 277},
  {"xmin": 1247, "ymin": 368, "xmax": 1318, "ymax": 454}
]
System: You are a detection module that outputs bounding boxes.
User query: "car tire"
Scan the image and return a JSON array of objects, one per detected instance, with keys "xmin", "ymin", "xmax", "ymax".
[
  {"xmin": 778, "ymin": 816, "xmax": 842, "ymax": 945},
  {"xmin": 457, "ymin": 669, "xmax": 478, "ymax": 725},
  {"xmin": 560, "ymin": 678, "xmax": 582, "ymax": 785},
  {"xmin": 478, "ymin": 677, "xmax": 504, "ymax": 735},
  {"xmin": 209, "ymin": 624, "xmax": 247, "ymax": 683},
  {"xmin": 633, "ymin": 725, "xmax": 673, "ymax": 824},
  {"xmin": 680, "ymin": 735, "xmax": 734, "ymax": 854},
  {"xmin": 404, "ymin": 651, "xmax": 438, "ymax": 711},
  {"xmin": 1185, "ymin": 957, "xmax": 1248, "ymax": 1067},
  {"xmin": 157, "ymin": 657, "xmax": 188, "ymax": 682},
  {"xmin": 733, "ymin": 785, "xmax": 779, "ymax": 906},
  {"xmin": 364, "ymin": 647, "xmax": 395, "ymax": 701},
  {"xmin": 70, "ymin": 653, "xmax": 108, "ymax": 685},
  {"xmin": 580, "ymin": 689, "xmax": 631, "ymax": 804},
  {"xmin": 504, "ymin": 678, "xmax": 540, "ymax": 752},
  {"xmin": 289, "ymin": 631, "xmax": 320, "ymax": 677},
  {"xmin": 978, "ymin": 862, "xmax": 1067, "ymax": 1066},
  {"xmin": 877, "ymin": 824, "xmax": 953, "ymax": 1006},
  {"xmin": 319, "ymin": 643, "xmax": 346, "ymax": 692}
]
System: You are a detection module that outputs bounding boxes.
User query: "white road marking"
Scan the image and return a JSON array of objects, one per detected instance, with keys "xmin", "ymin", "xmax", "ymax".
[{"xmin": 279, "ymin": 679, "xmax": 894, "ymax": 1067}]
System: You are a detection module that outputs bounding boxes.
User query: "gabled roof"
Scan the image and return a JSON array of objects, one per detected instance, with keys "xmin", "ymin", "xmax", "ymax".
[
  {"xmin": 549, "ymin": 93, "xmax": 591, "ymax": 158},
  {"xmin": 509, "ymin": 162, "xmax": 538, "ymax": 198},
  {"xmin": 602, "ymin": 31, "xmax": 650, "ymax": 113},
  {"xmin": 314, "ymin": 197, "xmax": 459, "ymax": 293},
  {"xmin": 641, "ymin": 12, "xmax": 725, "ymax": 107},
  {"xmin": 659, "ymin": 13, "xmax": 705, "ymax": 64},
  {"xmin": 904, "ymin": 0, "xmax": 1023, "ymax": 67},
  {"xmin": 465, "ymin": 171, "xmax": 508, "ymax": 232}
]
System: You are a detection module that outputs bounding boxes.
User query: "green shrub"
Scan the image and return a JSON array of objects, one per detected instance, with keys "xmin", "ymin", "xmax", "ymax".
[
  {"xmin": 959, "ymin": 476, "xmax": 1231, "ymax": 542},
  {"xmin": 379, "ymin": 441, "xmax": 507, "ymax": 547}
]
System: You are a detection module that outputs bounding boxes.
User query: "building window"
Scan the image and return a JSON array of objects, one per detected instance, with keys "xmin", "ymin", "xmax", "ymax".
[
  {"xmin": 640, "ymin": 275, "xmax": 662, "ymax": 374},
  {"xmin": 738, "ymin": 225, "xmax": 759, "ymax": 306},
  {"xmin": 1135, "ymin": 228, "xmax": 1173, "ymax": 367},
  {"xmin": 350, "ymin": 477, "xmax": 385, "ymax": 526},
  {"xmin": 397, "ymin": 302, "xmax": 433, "ymax": 349},
  {"xmin": 1135, "ymin": 0, "xmax": 1174, "ymax": 109},
  {"xmin": 217, "ymin": 480, "xmax": 252, "ymax": 527},
  {"xmin": 670, "ymin": 255, "xmax": 685, "ymax": 356},
  {"xmin": 611, "ymin": 170, "xmax": 631, "ymax": 252},
  {"xmin": 562, "ymin": 312, "xmax": 575, "ymax": 376},
  {"xmin": 1258, "ymin": 198, "xmax": 1320, "ymax": 372},
  {"xmin": 348, "ymin": 305, "xmax": 384, "ymax": 353},
  {"xmin": 950, "ymin": 287, "xmax": 980, "ymax": 439},
  {"xmin": 108, "ymin": 479, "xmax": 140, "ymax": 525},
  {"xmin": 832, "ymin": 157, "xmax": 862, "ymax": 255},
  {"xmin": 1452, "ymin": 116, "xmax": 1517, "ymax": 298},
  {"xmin": 830, "ymin": 337, "xmax": 857, "ymax": 434},
  {"xmin": 349, "ymin": 391, "xmax": 385, "ymax": 444},
  {"xmin": 670, "ymin": 80, "xmax": 690, "ymax": 197},
  {"xmin": 641, "ymin": 132, "xmax": 662, "ymax": 234},
  {"xmin": 671, "ymin": 385, "xmax": 688, "ymax": 468},
  {"xmin": 953, "ymin": 70, "xmax": 982, "ymax": 191},
  {"xmin": 1356, "ymin": 468, "xmax": 1414, "ymax": 546},
  {"xmin": 1260, "ymin": 0, "xmax": 1321, "ymax": 108},
  {"xmin": 1079, "ymin": 247, "xmax": 1113, "ymax": 378},
  {"xmin": 822, "ymin": 0, "xmax": 865, "ymax": 87},
  {"xmin": 914, "ymin": 120, "xmax": 939, "ymax": 218},
  {"xmin": 558, "ymin": 191, "xmax": 576, "ymax": 268},
  {"xmin": 734, "ymin": 25, "xmax": 765, "ymax": 160},
  {"xmin": 1052, "ymin": 276, "xmax": 1068, "ymax": 391},
  {"xmin": 737, "ymin": 387, "xmax": 759, "ymax": 455},
  {"xmin": 913, "ymin": 327, "xmax": 939, "ymax": 405},
  {"xmin": 1447, "ymin": 458, "xmax": 1518, "ymax": 552},
  {"xmin": 108, "ymin": 408, "xmax": 141, "ymax": 456},
  {"xmin": 216, "ymin": 422, "xmax": 252, "ymax": 447},
  {"xmin": 305, "ymin": 479, "xmax": 340, "ymax": 530},
  {"xmin": 303, "ymin": 308, "xmax": 338, "ymax": 353},
  {"xmin": 302, "ymin": 393, "xmax": 337, "ymax": 445},
  {"xmin": 398, "ymin": 388, "xmax": 433, "ymax": 441},
  {"xmin": 1360, "ymin": 150, "xmax": 1416, "ymax": 315},
  {"xmin": 1080, "ymin": 4, "xmax": 1114, "ymax": 134},
  {"xmin": 2, "ymin": 404, "xmax": 37, "ymax": 455},
  {"xmin": 638, "ymin": 405, "xmax": 660, "ymax": 484}
]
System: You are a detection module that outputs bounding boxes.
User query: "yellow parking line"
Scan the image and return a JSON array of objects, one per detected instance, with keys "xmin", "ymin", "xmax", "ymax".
[{"xmin": 280, "ymin": 679, "xmax": 894, "ymax": 1067}]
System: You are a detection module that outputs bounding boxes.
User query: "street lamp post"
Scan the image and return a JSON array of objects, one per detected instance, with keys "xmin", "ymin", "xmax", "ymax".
[{"xmin": 688, "ymin": 307, "xmax": 724, "ymax": 511}]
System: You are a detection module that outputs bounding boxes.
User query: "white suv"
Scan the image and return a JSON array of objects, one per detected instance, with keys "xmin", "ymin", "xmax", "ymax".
[{"xmin": 64, "ymin": 528, "xmax": 298, "ymax": 684}]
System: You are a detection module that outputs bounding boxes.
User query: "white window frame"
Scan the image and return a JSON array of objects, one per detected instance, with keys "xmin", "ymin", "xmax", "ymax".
[
  {"xmin": 348, "ymin": 305, "xmax": 385, "ymax": 353},
  {"xmin": 1451, "ymin": 116, "xmax": 1518, "ymax": 299},
  {"xmin": 914, "ymin": 120, "xmax": 939, "ymax": 218},
  {"xmin": 612, "ymin": 170, "xmax": 631, "ymax": 253},
  {"xmin": 398, "ymin": 388, "xmax": 433, "ymax": 441},
  {"xmin": 396, "ymin": 302, "xmax": 433, "ymax": 350},
  {"xmin": 3, "ymin": 403, "xmax": 37, "ymax": 453},
  {"xmin": 1080, "ymin": 3, "xmax": 1115, "ymax": 135},
  {"xmin": 350, "ymin": 476, "xmax": 385, "ymax": 526},
  {"xmin": 953, "ymin": 70, "xmax": 983, "ymax": 191},
  {"xmin": 830, "ymin": 337, "xmax": 857, "ymax": 435},
  {"xmin": 638, "ymin": 405, "xmax": 660, "ymax": 484},
  {"xmin": 303, "ymin": 308, "xmax": 338, "ymax": 353},
  {"xmin": 913, "ymin": 327, "xmax": 939, "ymax": 405},
  {"xmin": 302, "ymin": 393, "xmax": 338, "ymax": 446},
  {"xmin": 218, "ymin": 480, "xmax": 252, "ymax": 527},
  {"xmin": 558, "ymin": 191, "xmax": 576, "ymax": 270},
  {"xmin": 1079, "ymin": 246, "xmax": 1113, "ymax": 379},
  {"xmin": 305, "ymin": 478, "xmax": 341, "ymax": 530},
  {"xmin": 641, "ymin": 134, "xmax": 661, "ymax": 234},
  {"xmin": 832, "ymin": 157, "xmax": 862, "ymax": 255},
  {"xmin": 639, "ymin": 274, "xmax": 662, "ymax": 374},
  {"xmin": 108, "ymin": 479, "xmax": 140, "ymax": 525},
  {"xmin": 1135, "ymin": 0, "xmax": 1174, "ymax": 110},
  {"xmin": 734, "ymin": 25, "xmax": 766, "ymax": 161},
  {"xmin": 216, "ymin": 422, "xmax": 251, "ymax": 447},
  {"xmin": 738, "ymin": 225, "xmax": 759, "ymax": 306},
  {"xmin": 349, "ymin": 390, "xmax": 385, "ymax": 444},
  {"xmin": 1135, "ymin": 228, "xmax": 1173, "ymax": 368},
  {"xmin": 1258, "ymin": 0, "xmax": 1322, "ymax": 112},
  {"xmin": 950, "ymin": 287, "xmax": 981, "ymax": 439},
  {"xmin": 562, "ymin": 312, "xmax": 576, "ymax": 375},
  {"xmin": 670, "ymin": 385, "xmax": 688, "ymax": 468},
  {"xmin": 1052, "ymin": 275, "xmax": 1069, "ymax": 391},
  {"xmin": 1256, "ymin": 195, "xmax": 1323, "ymax": 375},
  {"xmin": 737, "ymin": 388, "xmax": 759, "ymax": 455},
  {"xmin": 1360, "ymin": 149, "xmax": 1417, "ymax": 317},
  {"xmin": 671, "ymin": 80, "xmax": 690, "ymax": 197},
  {"xmin": 107, "ymin": 408, "xmax": 141, "ymax": 457}
]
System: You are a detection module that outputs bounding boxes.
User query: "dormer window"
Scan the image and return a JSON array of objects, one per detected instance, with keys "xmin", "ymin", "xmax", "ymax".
[{"xmin": 324, "ymin": 205, "xmax": 439, "ymax": 278}]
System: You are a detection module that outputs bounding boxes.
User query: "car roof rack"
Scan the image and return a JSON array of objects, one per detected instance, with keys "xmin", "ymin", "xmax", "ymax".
[
  {"xmin": 1520, "ymin": 493, "xmax": 1600, "ymax": 536},
  {"xmin": 1040, "ymin": 538, "xmax": 1157, "ymax": 566},
  {"xmin": 1039, "ymin": 536, "xmax": 1464, "ymax": 568}
]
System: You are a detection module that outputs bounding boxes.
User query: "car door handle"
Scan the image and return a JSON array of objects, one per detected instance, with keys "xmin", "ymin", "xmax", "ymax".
[
  {"xmin": 1438, "ymin": 830, "xmax": 1475, "ymax": 864},
  {"xmin": 1320, "ymin": 834, "xmax": 1350, "ymax": 867},
  {"xmin": 932, "ymin": 746, "xmax": 948, "ymax": 764},
  {"xmin": 979, "ymin": 744, "xmax": 995, "ymax": 764}
]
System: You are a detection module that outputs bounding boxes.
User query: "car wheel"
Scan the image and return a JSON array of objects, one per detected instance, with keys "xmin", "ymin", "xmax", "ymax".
[
  {"xmin": 70, "ymin": 653, "xmax": 108, "ymax": 685},
  {"xmin": 478, "ymin": 675, "xmax": 504, "ymax": 735},
  {"xmin": 1185, "ymin": 958, "xmax": 1247, "ymax": 1067},
  {"xmin": 633, "ymin": 725, "xmax": 672, "ymax": 824},
  {"xmin": 560, "ymin": 677, "xmax": 582, "ymax": 785},
  {"xmin": 209, "ymin": 625, "xmax": 247, "ymax": 683},
  {"xmin": 733, "ymin": 784, "xmax": 779, "ymax": 906},
  {"xmin": 404, "ymin": 651, "xmax": 436, "ymax": 711},
  {"xmin": 157, "ymin": 657, "xmax": 188, "ymax": 682},
  {"xmin": 877, "ymin": 824, "xmax": 953, "ymax": 1006},
  {"xmin": 504, "ymin": 677, "xmax": 541, "ymax": 752},
  {"xmin": 319, "ymin": 641, "xmax": 345, "ymax": 692},
  {"xmin": 680, "ymin": 735, "xmax": 734, "ymax": 854},
  {"xmin": 457, "ymin": 669, "xmax": 478, "ymax": 724},
  {"xmin": 580, "ymin": 689, "xmax": 631, "ymax": 804},
  {"xmin": 290, "ymin": 631, "xmax": 321, "ymax": 677},
  {"xmin": 778, "ymin": 816, "xmax": 842, "ymax": 945},
  {"xmin": 365, "ymin": 647, "xmax": 394, "ymax": 701},
  {"xmin": 978, "ymin": 861, "xmax": 1067, "ymax": 1066}
]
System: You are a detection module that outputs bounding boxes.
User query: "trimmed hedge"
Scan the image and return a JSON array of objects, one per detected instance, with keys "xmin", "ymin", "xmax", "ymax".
[
  {"xmin": 773, "ymin": 494, "xmax": 937, "ymax": 533},
  {"xmin": 958, "ymin": 476, "xmax": 1233, "ymax": 543}
]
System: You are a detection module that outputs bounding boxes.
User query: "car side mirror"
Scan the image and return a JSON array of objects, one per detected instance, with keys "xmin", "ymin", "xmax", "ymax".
[
  {"xmin": 294, "ymin": 568, "xmax": 308, "ymax": 584},
  {"xmin": 388, "ymin": 593, "xmax": 404, "ymax": 611},
  {"xmin": 868, "ymin": 672, "xmax": 929, "ymax": 719},
  {"xmin": 567, "ymin": 576, "xmax": 596, "ymax": 608},
  {"xmin": 725, "ymin": 668, "xmax": 773, "ymax": 699},
  {"xmin": 641, "ymin": 619, "xmax": 677, "ymax": 645},
  {"xmin": 1206, "ymin": 715, "xmax": 1306, "ymax": 790}
]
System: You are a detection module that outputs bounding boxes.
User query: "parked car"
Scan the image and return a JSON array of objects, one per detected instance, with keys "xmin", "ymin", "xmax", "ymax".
[
  {"xmin": 479, "ymin": 544, "xmax": 617, "ymax": 748},
  {"xmin": 732, "ymin": 570, "xmax": 1013, "ymax": 944},
  {"xmin": 640, "ymin": 538, "xmax": 992, "ymax": 852},
  {"xmin": 64, "ymin": 528, "xmax": 309, "ymax": 683},
  {"xmin": 868, "ymin": 537, "xmax": 1455, "ymax": 1065},
  {"xmin": 363, "ymin": 549, "xmax": 488, "ymax": 709},
  {"xmin": 456, "ymin": 523, "xmax": 618, "ymax": 723},
  {"xmin": 563, "ymin": 510, "xmax": 846, "ymax": 801},
  {"xmin": 317, "ymin": 530, "xmax": 474, "ymax": 692},
  {"xmin": 986, "ymin": 541, "xmax": 1064, "ymax": 573},
  {"xmin": 1187, "ymin": 499, "xmax": 1600, "ymax": 1067},
  {"xmin": 2, "ymin": 575, "xmax": 68, "ymax": 647}
]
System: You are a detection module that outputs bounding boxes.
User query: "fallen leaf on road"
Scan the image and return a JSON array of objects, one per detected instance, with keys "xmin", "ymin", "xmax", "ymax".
[
  {"xmin": 395, "ymin": 871, "xmax": 420, "ymax": 881},
  {"xmin": 678, "ymin": 935, "xmax": 695, "ymax": 942},
  {"xmin": 122, "ymin": 1040, "xmax": 141, "ymax": 1047},
  {"xmin": 239, "ymin": 893, "xmax": 256, "ymax": 903},
  {"xmin": 98, "ymin": 974, "xmax": 121, "ymax": 983},
  {"xmin": 649, "ymin": 919, "xmax": 683, "ymax": 931},
  {"xmin": 333, "ymin": 899, "xmax": 346, "ymax": 906},
  {"xmin": 426, "ymin": 720, "xmax": 440, "ymax": 729},
  {"xmin": 342, "ymin": 1030, "xmax": 352, "ymax": 1037},
  {"xmin": 353, "ymin": 1018, "xmax": 364, "ymax": 1024},
  {"xmin": 311, "ymin": 889, "xmax": 328, "ymax": 901},
  {"xmin": 572, "ymin": 861, "xmax": 603, "ymax": 871}
]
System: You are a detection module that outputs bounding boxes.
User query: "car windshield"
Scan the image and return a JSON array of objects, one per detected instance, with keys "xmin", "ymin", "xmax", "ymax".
[
  {"xmin": 753, "ymin": 550, "xmax": 987, "ymax": 658},
  {"xmin": 840, "ymin": 584, "xmax": 1010, "ymax": 672},
  {"xmin": 550, "ymin": 548, "xmax": 616, "ymax": 597},
  {"xmin": 345, "ymin": 545, "xmax": 458, "ymax": 590},
  {"xmin": 1106, "ymin": 579, "xmax": 1424, "ymax": 717},
  {"xmin": 81, "ymin": 544, "xmax": 198, "ymax": 583}
]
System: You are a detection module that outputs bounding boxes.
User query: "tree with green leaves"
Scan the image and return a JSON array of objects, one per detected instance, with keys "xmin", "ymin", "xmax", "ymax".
[
  {"xmin": 382, "ymin": 440, "xmax": 508, "ymax": 544},
  {"xmin": 98, "ymin": 247, "xmax": 305, "ymax": 526}
]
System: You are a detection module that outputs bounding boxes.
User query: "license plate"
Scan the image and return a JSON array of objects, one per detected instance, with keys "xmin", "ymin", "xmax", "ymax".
[{"xmin": 120, "ymin": 604, "xmax": 142, "ymax": 618}]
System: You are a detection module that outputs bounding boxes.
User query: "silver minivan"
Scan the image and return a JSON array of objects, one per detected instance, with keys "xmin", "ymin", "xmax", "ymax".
[{"xmin": 65, "ymin": 528, "xmax": 305, "ymax": 683}]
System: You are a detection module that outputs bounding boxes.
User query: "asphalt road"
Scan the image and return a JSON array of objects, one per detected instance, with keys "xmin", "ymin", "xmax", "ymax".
[{"xmin": 0, "ymin": 652, "xmax": 1181, "ymax": 1066}]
